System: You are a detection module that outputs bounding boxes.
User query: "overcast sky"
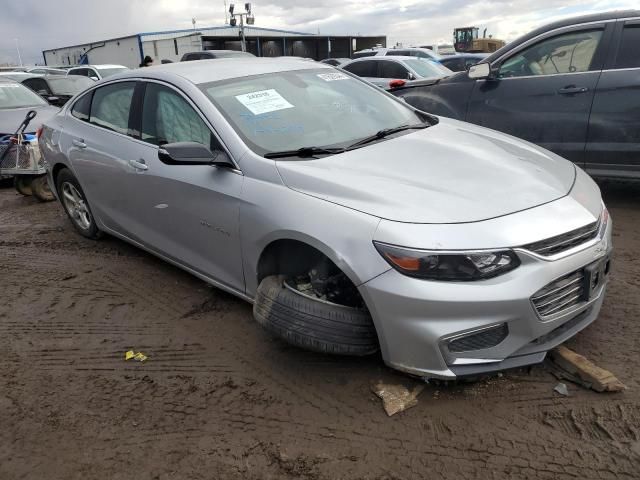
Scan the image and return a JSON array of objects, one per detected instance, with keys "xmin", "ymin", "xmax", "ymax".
[{"xmin": 0, "ymin": 0, "xmax": 636, "ymax": 65}]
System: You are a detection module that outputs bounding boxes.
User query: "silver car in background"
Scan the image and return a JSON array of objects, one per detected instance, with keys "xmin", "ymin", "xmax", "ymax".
[
  {"xmin": 39, "ymin": 58, "xmax": 612, "ymax": 379},
  {"xmin": 341, "ymin": 56, "xmax": 452, "ymax": 88}
]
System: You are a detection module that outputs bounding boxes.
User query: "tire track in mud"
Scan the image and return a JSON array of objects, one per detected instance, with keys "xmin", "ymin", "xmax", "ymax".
[{"xmin": 2, "ymin": 185, "xmax": 640, "ymax": 479}]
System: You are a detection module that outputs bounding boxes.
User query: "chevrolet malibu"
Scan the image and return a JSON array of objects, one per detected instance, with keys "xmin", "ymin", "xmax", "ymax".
[{"xmin": 40, "ymin": 58, "xmax": 612, "ymax": 379}]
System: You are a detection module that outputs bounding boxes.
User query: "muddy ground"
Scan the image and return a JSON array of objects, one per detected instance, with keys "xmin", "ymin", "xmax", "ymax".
[{"xmin": 1, "ymin": 181, "xmax": 639, "ymax": 480}]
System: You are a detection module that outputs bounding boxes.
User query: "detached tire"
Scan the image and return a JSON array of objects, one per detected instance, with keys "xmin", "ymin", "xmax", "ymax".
[
  {"xmin": 14, "ymin": 176, "xmax": 33, "ymax": 196},
  {"xmin": 254, "ymin": 275, "xmax": 378, "ymax": 356}
]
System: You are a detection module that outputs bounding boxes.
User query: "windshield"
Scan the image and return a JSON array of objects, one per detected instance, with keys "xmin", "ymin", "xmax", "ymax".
[
  {"xmin": 200, "ymin": 68, "xmax": 423, "ymax": 156},
  {"xmin": 406, "ymin": 59, "xmax": 452, "ymax": 77},
  {"xmin": 48, "ymin": 76, "xmax": 94, "ymax": 95},
  {"xmin": 97, "ymin": 67, "xmax": 129, "ymax": 78},
  {"xmin": 0, "ymin": 82, "xmax": 47, "ymax": 109}
]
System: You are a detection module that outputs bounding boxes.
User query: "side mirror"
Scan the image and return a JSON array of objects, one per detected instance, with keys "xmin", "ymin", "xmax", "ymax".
[
  {"xmin": 158, "ymin": 142, "xmax": 235, "ymax": 168},
  {"xmin": 46, "ymin": 96, "xmax": 60, "ymax": 104},
  {"xmin": 89, "ymin": 76, "xmax": 99, "ymax": 81},
  {"xmin": 468, "ymin": 62, "xmax": 492, "ymax": 80}
]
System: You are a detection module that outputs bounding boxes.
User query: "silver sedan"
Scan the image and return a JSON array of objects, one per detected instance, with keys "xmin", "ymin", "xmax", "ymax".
[{"xmin": 39, "ymin": 58, "xmax": 612, "ymax": 379}]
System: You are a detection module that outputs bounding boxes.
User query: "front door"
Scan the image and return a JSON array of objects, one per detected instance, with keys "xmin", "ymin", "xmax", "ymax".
[
  {"xmin": 466, "ymin": 26, "xmax": 610, "ymax": 166},
  {"xmin": 119, "ymin": 81, "xmax": 245, "ymax": 292},
  {"xmin": 585, "ymin": 20, "xmax": 640, "ymax": 178}
]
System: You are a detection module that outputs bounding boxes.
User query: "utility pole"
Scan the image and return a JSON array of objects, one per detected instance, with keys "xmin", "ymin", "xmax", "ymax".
[
  {"xmin": 14, "ymin": 38, "xmax": 23, "ymax": 66},
  {"xmin": 224, "ymin": 1, "xmax": 228, "ymax": 24},
  {"xmin": 228, "ymin": 3, "xmax": 255, "ymax": 53}
]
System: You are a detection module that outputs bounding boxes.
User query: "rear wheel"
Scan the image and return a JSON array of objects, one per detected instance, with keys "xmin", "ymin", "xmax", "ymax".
[
  {"xmin": 31, "ymin": 175, "xmax": 55, "ymax": 202},
  {"xmin": 14, "ymin": 176, "xmax": 33, "ymax": 196},
  {"xmin": 254, "ymin": 273, "xmax": 379, "ymax": 356},
  {"xmin": 56, "ymin": 168, "xmax": 101, "ymax": 239}
]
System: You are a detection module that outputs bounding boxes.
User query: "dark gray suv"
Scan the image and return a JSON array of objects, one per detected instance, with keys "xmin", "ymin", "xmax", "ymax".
[{"xmin": 389, "ymin": 10, "xmax": 640, "ymax": 179}]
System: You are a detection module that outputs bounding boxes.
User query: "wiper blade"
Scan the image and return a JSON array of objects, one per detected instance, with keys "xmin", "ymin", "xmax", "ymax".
[
  {"xmin": 264, "ymin": 146, "xmax": 346, "ymax": 159},
  {"xmin": 346, "ymin": 123, "xmax": 429, "ymax": 150}
]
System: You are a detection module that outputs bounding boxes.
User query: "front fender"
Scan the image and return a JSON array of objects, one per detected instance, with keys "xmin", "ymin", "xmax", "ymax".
[{"xmin": 240, "ymin": 178, "xmax": 390, "ymax": 298}]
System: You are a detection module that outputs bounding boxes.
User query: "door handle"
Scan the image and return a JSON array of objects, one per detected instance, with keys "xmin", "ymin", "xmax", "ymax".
[
  {"xmin": 129, "ymin": 159, "xmax": 148, "ymax": 171},
  {"xmin": 72, "ymin": 139, "xmax": 87, "ymax": 148},
  {"xmin": 557, "ymin": 86, "xmax": 588, "ymax": 95}
]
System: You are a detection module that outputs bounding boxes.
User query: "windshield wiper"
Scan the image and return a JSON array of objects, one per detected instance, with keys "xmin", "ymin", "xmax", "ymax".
[
  {"xmin": 264, "ymin": 146, "xmax": 346, "ymax": 159},
  {"xmin": 346, "ymin": 123, "xmax": 430, "ymax": 150}
]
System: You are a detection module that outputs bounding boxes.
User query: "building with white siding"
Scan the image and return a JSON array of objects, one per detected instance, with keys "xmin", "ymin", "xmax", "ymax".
[{"xmin": 42, "ymin": 26, "xmax": 386, "ymax": 68}]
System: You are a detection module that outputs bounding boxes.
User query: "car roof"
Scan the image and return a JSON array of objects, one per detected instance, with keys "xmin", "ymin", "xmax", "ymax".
[
  {"xmin": 113, "ymin": 57, "xmax": 331, "ymax": 85},
  {"xmin": 484, "ymin": 9, "xmax": 640, "ymax": 63},
  {"xmin": 0, "ymin": 72, "xmax": 42, "ymax": 80},
  {"xmin": 70, "ymin": 64, "xmax": 127, "ymax": 70},
  {"xmin": 346, "ymin": 56, "xmax": 415, "ymax": 63}
]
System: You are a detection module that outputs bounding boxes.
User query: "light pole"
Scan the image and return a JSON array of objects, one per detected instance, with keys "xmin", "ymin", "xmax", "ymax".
[
  {"xmin": 229, "ymin": 3, "xmax": 255, "ymax": 53},
  {"xmin": 14, "ymin": 38, "xmax": 23, "ymax": 67}
]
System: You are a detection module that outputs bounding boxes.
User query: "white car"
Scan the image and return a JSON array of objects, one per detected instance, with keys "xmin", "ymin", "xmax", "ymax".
[
  {"xmin": 352, "ymin": 47, "xmax": 441, "ymax": 61},
  {"xmin": 67, "ymin": 65, "xmax": 129, "ymax": 81}
]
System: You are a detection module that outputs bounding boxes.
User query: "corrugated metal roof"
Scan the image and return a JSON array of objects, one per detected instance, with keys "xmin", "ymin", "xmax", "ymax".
[{"xmin": 140, "ymin": 26, "xmax": 313, "ymax": 42}]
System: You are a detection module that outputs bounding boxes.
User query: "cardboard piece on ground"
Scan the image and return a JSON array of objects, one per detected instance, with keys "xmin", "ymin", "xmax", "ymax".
[
  {"xmin": 550, "ymin": 346, "xmax": 626, "ymax": 393},
  {"xmin": 371, "ymin": 382, "xmax": 424, "ymax": 416}
]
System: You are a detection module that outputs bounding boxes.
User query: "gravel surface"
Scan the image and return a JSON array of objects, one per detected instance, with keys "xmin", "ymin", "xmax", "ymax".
[{"xmin": 1, "ymin": 181, "xmax": 639, "ymax": 480}]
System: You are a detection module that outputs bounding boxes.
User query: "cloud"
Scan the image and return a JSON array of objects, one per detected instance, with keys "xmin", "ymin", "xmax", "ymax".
[{"xmin": 0, "ymin": 0, "xmax": 636, "ymax": 65}]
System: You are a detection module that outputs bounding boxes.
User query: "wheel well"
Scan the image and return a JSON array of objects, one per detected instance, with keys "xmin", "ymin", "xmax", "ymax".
[
  {"xmin": 51, "ymin": 163, "xmax": 68, "ymax": 193},
  {"xmin": 256, "ymin": 239, "xmax": 367, "ymax": 310},
  {"xmin": 257, "ymin": 240, "xmax": 328, "ymax": 285}
]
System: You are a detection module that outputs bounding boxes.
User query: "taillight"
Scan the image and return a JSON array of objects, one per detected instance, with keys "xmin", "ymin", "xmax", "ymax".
[
  {"xmin": 36, "ymin": 127, "xmax": 43, "ymax": 139},
  {"xmin": 389, "ymin": 79, "xmax": 406, "ymax": 89}
]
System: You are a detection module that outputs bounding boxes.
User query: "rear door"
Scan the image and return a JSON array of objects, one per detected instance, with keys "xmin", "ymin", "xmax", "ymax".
[
  {"xmin": 466, "ymin": 22, "xmax": 613, "ymax": 165},
  {"xmin": 585, "ymin": 19, "xmax": 640, "ymax": 178},
  {"xmin": 62, "ymin": 81, "xmax": 138, "ymax": 230}
]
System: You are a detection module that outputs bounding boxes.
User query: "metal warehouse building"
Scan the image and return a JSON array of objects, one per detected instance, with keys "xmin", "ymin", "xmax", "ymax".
[{"xmin": 42, "ymin": 26, "xmax": 386, "ymax": 68}]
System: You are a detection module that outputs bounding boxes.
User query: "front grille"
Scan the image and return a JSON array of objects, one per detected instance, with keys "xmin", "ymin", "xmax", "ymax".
[
  {"xmin": 531, "ymin": 269, "xmax": 585, "ymax": 317},
  {"xmin": 448, "ymin": 323, "xmax": 509, "ymax": 353},
  {"xmin": 522, "ymin": 220, "xmax": 600, "ymax": 256}
]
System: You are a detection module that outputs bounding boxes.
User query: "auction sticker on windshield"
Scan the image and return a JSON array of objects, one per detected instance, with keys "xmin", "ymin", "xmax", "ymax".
[
  {"xmin": 317, "ymin": 72, "xmax": 350, "ymax": 81},
  {"xmin": 235, "ymin": 89, "xmax": 294, "ymax": 115}
]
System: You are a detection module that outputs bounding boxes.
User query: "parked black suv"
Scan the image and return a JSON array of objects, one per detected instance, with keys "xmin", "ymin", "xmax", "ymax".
[
  {"xmin": 180, "ymin": 50, "xmax": 255, "ymax": 61},
  {"xmin": 389, "ymin": 10, "xmax": 640, "ymax": 179}
]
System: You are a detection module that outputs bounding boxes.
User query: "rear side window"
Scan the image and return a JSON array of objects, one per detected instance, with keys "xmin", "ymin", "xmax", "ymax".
[
  {"xmin": 23, "ymin": 78, "xmax": 51, "ymax": 95},
  {"xmin": 343, "ymin": 60, "xmax": 378, "ymax": 77},
  {"xmin": 379, "ymin": 61, "xmax": 409, "ymax": 79},
  {"xmin": 615, "ymin": 25, "xmax": 640, "ymax": 69},
  {"xmin": 70, "ymin": 68, "xmax": 89, "ymax": 77},
  {"xmin": 141, "ymin": 83, "xmax": 217, "ymax": 149},
  {"xmin": 71, "ymin": 91, "xmax": 93, "ymax": 121},
  {"xmin": 89, "ymin": 82, "xmax": 135, "ymax": 134}
]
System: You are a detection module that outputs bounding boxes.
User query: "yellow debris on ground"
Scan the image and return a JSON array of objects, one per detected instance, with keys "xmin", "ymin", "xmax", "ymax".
[{"xmin": 124, "ymin": 350, "xmax": 148, "ymax": 362}]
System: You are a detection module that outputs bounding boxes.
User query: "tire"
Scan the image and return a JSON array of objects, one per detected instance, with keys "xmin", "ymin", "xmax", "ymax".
[
  {"xmin": 14, "ymin": 176, "xmax": 33, "ymax": 196},
  {"xmin": 55, "ymin": 168, "xmax": 101, "ymax": 239},
  {"xmin": 253, "ymin": 275, "xmax": 379, "ymax": 356},
  {"xmin": 31, "ymin": 175, "xmax": 55, "ymax": 202}
]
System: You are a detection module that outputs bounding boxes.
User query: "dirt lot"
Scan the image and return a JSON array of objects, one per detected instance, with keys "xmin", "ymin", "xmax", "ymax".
[{"xmin": 1, "ymin": 181, "xmax": 639, "ymax": 480}]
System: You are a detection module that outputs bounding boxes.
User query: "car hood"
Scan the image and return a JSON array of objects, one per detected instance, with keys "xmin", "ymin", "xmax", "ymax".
[
  {"xmin": 275, "ymin": 118, "xmax": 576, "ymax": 224},
  {"xmin": 0, "ymin": 105, "xmax": 59, "ymax": 135}
]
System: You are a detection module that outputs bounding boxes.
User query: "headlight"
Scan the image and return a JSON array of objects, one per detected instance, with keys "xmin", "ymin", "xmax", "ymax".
[{"xmin": 374, "ymin": 242, "xmax": 521, "ymax": 281}]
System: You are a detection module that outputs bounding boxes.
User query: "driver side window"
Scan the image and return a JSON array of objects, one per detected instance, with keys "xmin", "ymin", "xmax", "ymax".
[
  {"xmin": 499, "ymin": 30, "xmax": 603, "ymax": 78},
  {"xmin": 141, "ymin": 83, "xmax": 218, "ymax": 150}
]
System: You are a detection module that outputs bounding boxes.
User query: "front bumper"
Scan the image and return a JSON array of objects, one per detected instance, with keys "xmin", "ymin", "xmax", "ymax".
[{"xmin": 359, "ymin": 211, "xmax": 613, "ymax": 379}]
